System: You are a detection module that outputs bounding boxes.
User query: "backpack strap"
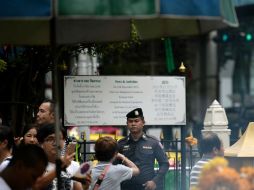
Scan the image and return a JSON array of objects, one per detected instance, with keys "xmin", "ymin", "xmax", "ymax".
[{"xmin": 92, "ymin": 164, "xmax": 111, "ymax": 190}]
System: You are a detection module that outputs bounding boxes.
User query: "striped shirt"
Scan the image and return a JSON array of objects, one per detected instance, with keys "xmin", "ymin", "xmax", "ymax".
[{"xmin": 189, "ymin": 155, "xmax": 213, "ymax": 188}]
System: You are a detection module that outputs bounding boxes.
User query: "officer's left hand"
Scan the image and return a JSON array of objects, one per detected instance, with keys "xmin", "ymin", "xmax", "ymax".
[{"xmin": 143, "ymin": 180, "xmax": 156, "ymax": 190}]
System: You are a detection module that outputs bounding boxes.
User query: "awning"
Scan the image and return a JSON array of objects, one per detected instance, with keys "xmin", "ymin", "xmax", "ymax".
[
  {"xmin": 0, "ymin": 0, "xmax": 239, "ymax": 45},
  {"xmin": 224, "ymin": 122, "xmax": 254, "ymax": 157},
  {"xmin": 233, "ymin": 0, "xmax": 254, "ymax": 6}
]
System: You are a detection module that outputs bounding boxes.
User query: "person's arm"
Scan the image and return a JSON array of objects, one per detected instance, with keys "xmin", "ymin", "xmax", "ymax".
[
  {"xmin": 73, "ymin": 181, "xmax": 83, "ymax": 190},
  {"xmin": 152, "ymin": 142, "xmax": 169, "ymax": 185},
  {"xmin": 32, "ymin": 169, "xmax": 56, "ymax": 190},
  {"xmin": 116, "ymin": 153, "xmax": 140, "ymax": 176},
  {"xmin": 142, "ymin": 142, "xmax": 169, "ymax": 190},
  {"xmin": 82, "ymin": 173, "xmax": 92, "ymax": 190},
  {"xmin": 33, "ymin": 153, "xmax": 75, "ymax": 190}
]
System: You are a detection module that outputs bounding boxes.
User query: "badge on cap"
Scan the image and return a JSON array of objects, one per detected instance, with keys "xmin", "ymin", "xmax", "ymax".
[{"xmin": 126, "ymin": 108, "xmax": 144, "ymax": 118}]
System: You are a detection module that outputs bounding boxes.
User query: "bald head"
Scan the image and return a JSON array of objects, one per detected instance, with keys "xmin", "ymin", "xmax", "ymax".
[{"xmin": 36, "ymin": 100, "xmax": 55, "ymax": 126}]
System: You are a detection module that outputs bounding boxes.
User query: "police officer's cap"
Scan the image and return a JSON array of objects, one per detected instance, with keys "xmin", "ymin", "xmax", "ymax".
[{"xmin": 126, "ymin": 108, "xmax": 143, "ymax": 118}]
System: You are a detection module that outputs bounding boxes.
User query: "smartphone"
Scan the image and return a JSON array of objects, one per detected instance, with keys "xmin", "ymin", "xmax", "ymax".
[{"xmin": 66, "ymin": 142, "xmax": 76, "ymax": 155}]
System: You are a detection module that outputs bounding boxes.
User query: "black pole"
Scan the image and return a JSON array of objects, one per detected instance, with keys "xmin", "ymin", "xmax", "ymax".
[
  {"xmin": 50, "ymin": 0, "xmax": 62, "ymax": 189},
  {"xmin": 175, "ymin": 137, "xmax": 178, "ymax": 190},
  {"xmin": 180, "ymin": 125, "xmax": 187, "ymax": 190},
  {"xmin": 178, "ymin": 63, "xmax": 187, "ymax": 190}
]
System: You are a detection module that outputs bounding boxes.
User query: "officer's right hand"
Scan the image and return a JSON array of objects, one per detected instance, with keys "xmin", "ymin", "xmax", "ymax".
[{"xmin": 143, "ymin": 180, "xmax": 156, "ymax": 190}]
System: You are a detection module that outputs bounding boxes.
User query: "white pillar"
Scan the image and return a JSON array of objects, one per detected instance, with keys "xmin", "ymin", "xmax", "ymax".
[
  {"xmin": 77, "ymin": 52, "xmax": 100, "ymax": 76},
  {"xmin": 202, "ymin": 100, "xmax": 231, "ymax": 148}
]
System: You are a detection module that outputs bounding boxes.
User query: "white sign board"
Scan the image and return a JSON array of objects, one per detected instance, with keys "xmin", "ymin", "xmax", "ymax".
[{"xmin": 64, "ymin": 76, "xmax": 186, "ymax": 126}]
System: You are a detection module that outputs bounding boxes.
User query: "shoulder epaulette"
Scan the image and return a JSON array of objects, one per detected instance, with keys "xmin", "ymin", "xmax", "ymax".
[
  {"xmin": 118, "ymin": 137, "xmax": 128, "ymax": 143},
  {"xmin": 145, "ymin": 134, "xmax": 159, "ymax": 141}
]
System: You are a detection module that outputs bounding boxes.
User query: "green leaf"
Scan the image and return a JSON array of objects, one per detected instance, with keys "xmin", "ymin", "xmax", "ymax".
[{"xmin": 0, "ymin": 59, "xmax": 7, "ymax": 72}]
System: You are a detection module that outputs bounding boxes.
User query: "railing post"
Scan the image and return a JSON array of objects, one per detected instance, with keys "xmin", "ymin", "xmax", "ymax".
[
  {"xmin": 175, "ymin": 137, "xmax": 179, "ymax": 190},
  {"xmin": 181, "ymin": 125, "xmax": 187, "ymax": 190}
]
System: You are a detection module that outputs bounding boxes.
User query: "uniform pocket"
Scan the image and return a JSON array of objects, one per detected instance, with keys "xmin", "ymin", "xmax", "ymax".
[{"xmin": 139, "ymin": 147, "xmax": 154, "ymax": 155}]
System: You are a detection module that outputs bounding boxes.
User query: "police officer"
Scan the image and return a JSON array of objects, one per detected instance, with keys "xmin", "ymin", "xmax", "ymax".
[{"xmin": 118, "ymin": 108, "xmax": 169, "ymax": 190}]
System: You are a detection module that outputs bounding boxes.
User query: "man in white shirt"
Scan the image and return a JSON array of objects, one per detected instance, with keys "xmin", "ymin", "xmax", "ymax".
[
  {"xmin": 0, "ymin": 125, "xmax": 14, "ymax": 172},
  {"xmin": 35, "ymin": 123, "xmax": 87, "ymax": 190}
]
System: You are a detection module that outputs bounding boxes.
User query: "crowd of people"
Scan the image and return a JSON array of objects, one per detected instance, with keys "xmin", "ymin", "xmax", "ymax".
[
  {"xmin": 0, "ymin": 101, "xmax": 172, "ymax": 190},
  {"xmin": 0, "ymin": 99, "xmax": 225, "ymax": 190},
  {"xmin": 0, "ymin": 99, "xmax": 90, "ymax": 190}
]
